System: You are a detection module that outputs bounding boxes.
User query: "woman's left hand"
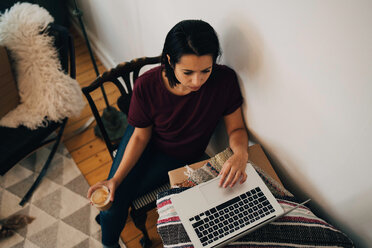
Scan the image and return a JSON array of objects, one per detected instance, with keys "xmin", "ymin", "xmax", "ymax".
[{"xmin": 219, "ymin": 153, "xmax": 248, "ymax": 188}]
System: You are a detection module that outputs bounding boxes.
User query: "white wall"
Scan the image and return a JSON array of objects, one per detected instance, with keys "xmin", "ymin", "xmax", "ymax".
[{"xmin": 70, "ymin": 0, "xmax": 372, "ymax": 245}]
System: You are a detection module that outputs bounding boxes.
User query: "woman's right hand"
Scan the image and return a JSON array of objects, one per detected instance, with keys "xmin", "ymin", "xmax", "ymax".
[{"xmin": 87, "ymin": 178, "xmax": 119, "ymax": 202}]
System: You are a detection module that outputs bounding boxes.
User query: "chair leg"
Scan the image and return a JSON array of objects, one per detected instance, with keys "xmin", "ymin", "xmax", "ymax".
[
  {"xmin": 130, "ymin": 208, "xmax": 152, "ymax": 248},
  {"xmin": 19, "ymin": 119, "xmax": 67, "ymax": 206}
]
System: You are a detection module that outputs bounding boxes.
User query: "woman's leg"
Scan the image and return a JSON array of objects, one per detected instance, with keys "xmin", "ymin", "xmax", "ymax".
[
  {"xmin": 99, "ymin": 124, "xmax": 134, "ymax": 247},
  {"xmin": 99, "ymin": 125, "xmax": 190, "ymax": 247}
]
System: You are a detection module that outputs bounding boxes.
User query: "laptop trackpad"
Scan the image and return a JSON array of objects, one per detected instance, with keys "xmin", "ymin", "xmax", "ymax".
[{"xmin": 199, "ymin": 177, "xmax": 247, "ymax": 205}]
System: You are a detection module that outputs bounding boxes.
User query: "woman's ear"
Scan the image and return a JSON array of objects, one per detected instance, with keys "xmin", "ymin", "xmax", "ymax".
[
  {"xmin": 166, "ymin": 54, "xmax": 174, "ymax": 68},
  {"xmin": 166, "ymin": 54, "xmax": 171, "ymax": 64}
]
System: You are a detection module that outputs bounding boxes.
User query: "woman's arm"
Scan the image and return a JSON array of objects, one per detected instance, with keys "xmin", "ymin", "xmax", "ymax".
[
  {"xmin": 219, "ymin": 107, "xmax": 249, "ymax": 188},
  {"xmin": 87, "ymin": 126, "xmax": 152, "ymax": 201}
]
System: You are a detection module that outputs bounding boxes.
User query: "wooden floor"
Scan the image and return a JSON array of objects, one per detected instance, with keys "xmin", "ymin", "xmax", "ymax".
[{"xmin": 63, "ymin": 28, "xmax": 163, "ymax": 248}]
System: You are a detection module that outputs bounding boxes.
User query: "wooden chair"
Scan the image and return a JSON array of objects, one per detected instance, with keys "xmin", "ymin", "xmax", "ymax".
[
  {"xmin": 0, "ymin": 23, "xmax": 75, "ymax": 206},
  {"xmin": 82, "ymin": 56, "xmax": 168, "ymax": 248}
]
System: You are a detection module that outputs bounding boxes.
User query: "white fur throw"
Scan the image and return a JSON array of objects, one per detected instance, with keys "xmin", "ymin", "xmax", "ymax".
[{"xmin": 0, "ymin": 3, "xmax": 84, "ymax": 129}]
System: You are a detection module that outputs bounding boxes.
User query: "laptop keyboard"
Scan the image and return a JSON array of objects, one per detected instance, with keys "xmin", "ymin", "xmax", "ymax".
[{"xmin": 189, "ymin": 187, "xmax": 274, "ymax": 246}]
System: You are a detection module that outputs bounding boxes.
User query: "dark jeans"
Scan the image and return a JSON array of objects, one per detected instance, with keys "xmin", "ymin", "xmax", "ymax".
[{"xmin": 100, "ymin": 125, "xmax": 205, "ymax": 246}]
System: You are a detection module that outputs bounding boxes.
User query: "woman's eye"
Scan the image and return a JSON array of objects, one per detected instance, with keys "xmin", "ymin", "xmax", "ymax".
[{"xmin": 183, "ymin": 70, "xmax": 210, "ymax": 75}]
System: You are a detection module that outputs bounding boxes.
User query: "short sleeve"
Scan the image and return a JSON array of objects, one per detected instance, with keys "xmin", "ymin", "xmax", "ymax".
[
  {"xmin": 223, "ymin": 69, "xmax": 243, "ymax": 116},
  {"xmin": 127, "ymin": 82, "xmax": 152, "ymax": 128}
]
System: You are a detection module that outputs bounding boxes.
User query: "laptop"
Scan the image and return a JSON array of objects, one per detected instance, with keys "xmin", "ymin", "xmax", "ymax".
[{"xmin": 170, "ymin": 162, "xmax": 310, "ymax": 248}]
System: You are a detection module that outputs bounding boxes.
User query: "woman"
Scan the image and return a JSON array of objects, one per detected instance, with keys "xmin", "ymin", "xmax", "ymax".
[{"xmin": 87, "ymin": 19, "xmax": 249, "ymax": 248}]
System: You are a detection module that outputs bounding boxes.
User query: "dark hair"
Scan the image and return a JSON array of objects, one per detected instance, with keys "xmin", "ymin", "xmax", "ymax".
[{"xmin": 161, "ymin": 20, "xmax": 221, "ymax": 87}]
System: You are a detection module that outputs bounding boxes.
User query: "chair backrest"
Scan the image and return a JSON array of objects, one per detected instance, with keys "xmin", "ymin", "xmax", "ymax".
[
  {"xmin": 82, "ymin": 56, "xmax": 161, "ymax": 158},
  {"xmin": 47, "ymin": 23, "xmax": 76, "ymax": 78}
]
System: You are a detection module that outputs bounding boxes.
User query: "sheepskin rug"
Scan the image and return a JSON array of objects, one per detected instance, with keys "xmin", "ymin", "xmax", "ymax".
[{"xmin": 0, "ymin": 3, "xmax": 84, "ymax": 129}]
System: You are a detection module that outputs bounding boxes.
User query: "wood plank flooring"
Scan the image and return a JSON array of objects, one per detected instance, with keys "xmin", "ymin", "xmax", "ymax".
[{"xmin": 63, "ymin": 28, "xmax": 163, "ymax": 248}]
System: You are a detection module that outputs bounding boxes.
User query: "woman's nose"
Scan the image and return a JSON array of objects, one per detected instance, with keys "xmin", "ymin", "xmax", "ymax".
[{"xmin": 192, "ymin": 74, "xmax": 203, "ymax": 86}]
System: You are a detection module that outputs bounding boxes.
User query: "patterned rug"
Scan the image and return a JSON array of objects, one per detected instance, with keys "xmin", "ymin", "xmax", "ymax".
[{"xmin": 0, "ymin": 143, "xmax": 103, "ymax": 248}]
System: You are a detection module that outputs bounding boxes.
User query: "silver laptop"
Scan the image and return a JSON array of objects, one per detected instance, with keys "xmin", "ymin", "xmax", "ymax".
[{"xmin": 170, "ymin": 162, "xmax": 310, "ymax": 248}]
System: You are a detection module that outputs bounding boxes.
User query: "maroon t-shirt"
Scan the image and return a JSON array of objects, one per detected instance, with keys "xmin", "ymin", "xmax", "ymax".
[{"xmin": 128, "ymin": 64, "xmax": 243, "ymax": 162}]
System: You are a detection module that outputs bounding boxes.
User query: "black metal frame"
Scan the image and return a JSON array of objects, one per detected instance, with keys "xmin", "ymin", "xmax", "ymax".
[
  {"xmin": 82, "ymin": 56, "xmax": 164, "ymax": 247},
  {"xmin": 19, "ymin": 117, "xmax": 67, "ymax": 206}
]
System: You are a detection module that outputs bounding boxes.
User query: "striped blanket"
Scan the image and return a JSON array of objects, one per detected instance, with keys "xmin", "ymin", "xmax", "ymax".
[
  {"xmin": 157, "ymin": 189, "xmax": 353, "ymax": 247},
  {"xmin": 157, "ymin": 161, "xmax": 354, "ymax": 248}
]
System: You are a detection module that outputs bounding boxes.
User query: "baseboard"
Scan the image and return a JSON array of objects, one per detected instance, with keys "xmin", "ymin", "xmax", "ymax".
[{"xmin": 67, "ymin": 6, "xmax": 117, "ymax": 71}]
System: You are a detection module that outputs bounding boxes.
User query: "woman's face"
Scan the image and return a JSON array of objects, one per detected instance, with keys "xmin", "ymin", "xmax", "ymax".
[{"xmin": 170, "ymin": 54, "xmax": 213, "ymax": 95}]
